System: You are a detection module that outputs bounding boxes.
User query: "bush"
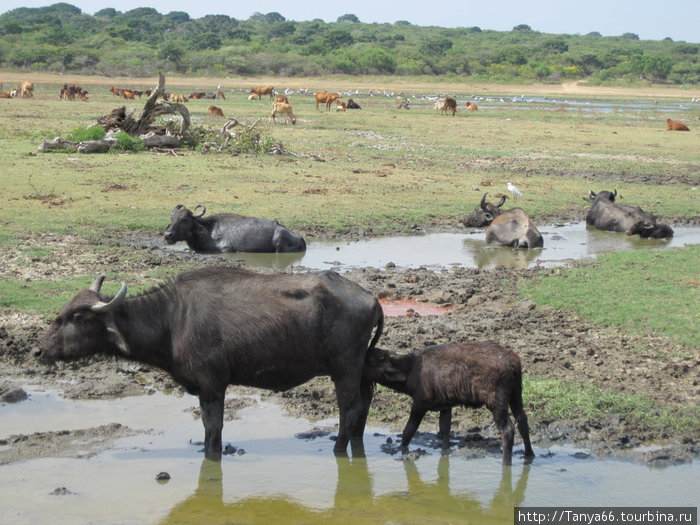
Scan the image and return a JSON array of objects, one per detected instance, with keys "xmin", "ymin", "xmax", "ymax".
[
  {"xmin": 67, "ymin": 126, "xmax": 106, "ymax": 142},
  {"xmin": 112, "ymin": 131, "xmax": 144, "ymax": 152}
]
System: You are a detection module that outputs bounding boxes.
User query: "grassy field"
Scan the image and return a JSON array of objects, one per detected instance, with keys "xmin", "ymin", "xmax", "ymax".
[{"xmin": 1, "ymin": 73, "xmax": 698, "ymax": 237}]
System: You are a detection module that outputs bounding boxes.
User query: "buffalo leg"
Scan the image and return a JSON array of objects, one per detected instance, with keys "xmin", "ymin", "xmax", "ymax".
[
  {"xmin": 199, "ymin": 391, "xmax": 225, "ymax": 459},
  {"xmin": 491, "ymin": 406, "xmax": 515, "ymax": 466},
  {"xmin": 333, "ymin": 373, "xmax": 366, "ymax": 453},
  {"xmin": 438, "ymin": 408, "xmax": 452, "ymax": 450},
  {"xmin": 350, "ymin": 378, "xmax": 374, "ymax": 440},
  {"xmin": 400, "ymin": 405, "xmax": 427, "ymax": 453},
  {"xmin": 509, "ymin": 386, "xmax": 535, "ymax": 459}
]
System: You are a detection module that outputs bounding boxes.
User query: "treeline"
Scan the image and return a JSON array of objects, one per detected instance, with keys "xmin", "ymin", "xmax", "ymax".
[{"xmin": 1, "ymin": 3, "xmax": 699, "ymax": 84}]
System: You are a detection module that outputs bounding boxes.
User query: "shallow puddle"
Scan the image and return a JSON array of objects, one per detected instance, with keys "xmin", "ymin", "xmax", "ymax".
[
  {"xmin": 210, "ymin": 222, "xmax": 700, "ymax": 271},
  {"xmin": 0, "ymin": 388, "xmax": 697, "ymax": 524}
]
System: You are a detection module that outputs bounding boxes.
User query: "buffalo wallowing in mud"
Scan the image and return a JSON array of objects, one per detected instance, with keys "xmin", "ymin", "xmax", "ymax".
[{"xmin": 164, "ymin": 204, "xmax": 307, "ymax": 253}]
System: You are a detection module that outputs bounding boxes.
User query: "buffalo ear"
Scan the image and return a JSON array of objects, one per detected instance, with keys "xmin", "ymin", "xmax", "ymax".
[
  {"xmin": 105, "ymin": 317, "xmax": 130, "ymax": 356},
  {"xmin": 382, "ymin": 365, "xmax": 407, "ymax": 383}
]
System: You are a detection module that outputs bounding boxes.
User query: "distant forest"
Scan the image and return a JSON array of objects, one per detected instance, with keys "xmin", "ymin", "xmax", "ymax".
[{"xmin": 1, "ymin": 3, "xmax": 699, "ymax": 84}]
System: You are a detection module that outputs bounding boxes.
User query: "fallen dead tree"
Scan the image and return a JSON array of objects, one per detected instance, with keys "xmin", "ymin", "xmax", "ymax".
[{"xmin": 38, "ymin": 73, "xmax": 190, "ymax": 153}]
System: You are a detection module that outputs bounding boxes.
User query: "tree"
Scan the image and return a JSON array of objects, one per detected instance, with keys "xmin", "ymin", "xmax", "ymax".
[
  {"xmin": 159, "ymin": 40, "xmax": 185, "ymax": 63},
  {"xmin": 512, "ymin": 24, "xmax": 532, "ymax": 31},
  {"xmin": 420, "ymin": 37, "xmax": 453, "ymax": 56},
  {"xmin": 621, "ymin": 32, "xmax": 639, "ymax": 40},
  {"xmin": 337, "ymin": 14, "xmax": 359, "ymax": 23}
]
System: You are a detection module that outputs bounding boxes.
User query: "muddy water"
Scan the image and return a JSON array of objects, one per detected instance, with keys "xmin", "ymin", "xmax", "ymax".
[
  {"xmin": 215, "ymin": 223, "xmax": 700, "ymax": 271},
  {"xmin": 1, "ymin": 389, "xmax": 697, "ymax": 524}
]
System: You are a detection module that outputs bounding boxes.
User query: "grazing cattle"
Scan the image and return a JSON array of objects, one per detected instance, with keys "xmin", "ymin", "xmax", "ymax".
[
  {"xmin": 486, "ymin": 208, "xmax": 543, "ymax": 249},
  {"xmin": 169, "ymin": 93, "xmax": 188, "ymax": 103},
  {"xmin": 274, "ymin": 94, "xmax": 289, "ymax": 104},
  {"xmin": 250, "ymin": 85, "xmax": 275, "ymax": 100},
  {"xmin": 347, "ymin": 98, "xmax": 361, "ymax": 109},
  {"xmin": 215, "ymin": 90, "xmax": 226, "ymax": 100},
  {"xmin": 207, "ymin": 105, "xmax": 225, "ymax": 118},
  {"xmin": 461, "ymin": 193, "xmax": 508, "ymax": 228},
  {"xmin": 189, "ymin": 92, "xmax": 206, "ymax": 100},
  {"xmin": 18, "ymin": 81, "xmax": 34, "ymax": 98},
  {"xmin": 364, "ymin": 342, "xmax": 535, "ymax": 466},
  {"xmin": 269, "ymin": 102, "xmax": 297, "ymax": 124},
  {"xmin": 585, "ymin": 190, "xmax": 674, "ymax": 238},
  {"xmin": 666, "ymin": 118, "xmax": 689, "ymax": 131},
  {"xmin": 315, "ymin": 91, "xmax": 341, "ymax": 111},
  {"xmin": 434, "ymin": 100, "xmax": 446, "ymax": 111},
  {"xmin": 395, "ymin": 98, "xmax": 410, "ymax": 109},
  {"xmin": 121, "ymin": 89, "xmax": 135, "ymax": 100},
  {"xmin": 164, "ymin": 204, "xmax": 306, "ymax": 253},
  {"xmin": 465, "ymin": 101, "xmax": 478, "ymax": 111},
  {"xmin": 60, "ymin": 84, "xmax": 84, "ymax": 100},
  {"xmin": 336, "ymin": 100, "xmax": 347, "ymax": 111},
  {"xmin": 109, "ymin": 86, "xmax": 122, "ymax": 97},
  {"xmin": 32, "ymin": 267, "xmax": 384, "ymax": 457},
  {"xmin": 441, "ymin": 97, "xmax": 457, "ymax": 116}
]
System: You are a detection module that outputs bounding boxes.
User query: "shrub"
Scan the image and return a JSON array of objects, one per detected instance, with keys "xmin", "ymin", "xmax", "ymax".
[
  {"xmin": 112, "ymin": 131, "xmax": 144, "ymax": 152},
  {"xmin": 67, "ymin": 126, "xmax": 106, "ymax": 142}
]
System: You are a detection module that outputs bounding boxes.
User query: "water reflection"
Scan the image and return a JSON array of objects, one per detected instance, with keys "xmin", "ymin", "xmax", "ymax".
[
  {"xmin": 160, "ymin": 450, "xmax": 531, "ymax": 524},
  {"xmin": 462, "ymin": 238, "xmax": 542, "ymax": 269}
]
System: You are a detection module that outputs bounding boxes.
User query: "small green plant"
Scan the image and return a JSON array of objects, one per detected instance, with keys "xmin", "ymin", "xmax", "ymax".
[
  {"xmin": 112, "ymin": 131, "xmax": 145, "ymax": 152},
  {"xmin": 67, "ymin": 126, "xmax": 106, "ymax": 142}
]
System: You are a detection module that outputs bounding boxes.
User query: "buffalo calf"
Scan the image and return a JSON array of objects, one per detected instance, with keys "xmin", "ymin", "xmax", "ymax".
[{"xmin": 364, "ymin": 341, "xmax": 535, "ymax": 465}]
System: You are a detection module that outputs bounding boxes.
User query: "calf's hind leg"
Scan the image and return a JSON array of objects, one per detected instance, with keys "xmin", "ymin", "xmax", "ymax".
[{"xmin": 490, "ymin": 406, "xmax": 515, "ymax": 466}]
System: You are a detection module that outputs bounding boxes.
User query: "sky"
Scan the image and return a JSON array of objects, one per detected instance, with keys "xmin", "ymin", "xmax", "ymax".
[{"xmin": 2, "ymin": 0, "xmax": 699, "ymax": 43}]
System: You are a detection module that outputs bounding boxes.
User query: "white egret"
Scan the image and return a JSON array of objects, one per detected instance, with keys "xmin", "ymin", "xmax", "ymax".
[{"xmin": 507, "ymin": 182, "xmax": 522, "ymax": 201}]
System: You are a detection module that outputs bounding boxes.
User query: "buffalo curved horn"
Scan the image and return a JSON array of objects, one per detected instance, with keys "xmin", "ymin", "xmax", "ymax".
[
  {"xmin": 193, "ymin": 204, "xmax": 206, "ymax": 218},
  {"xmin": 496, "ymin": 195, "xmax": 507, "ymax": 208},
  {"xmin": 91, "ymin": 281, "xmax": 128, "ymax": 313},
  {"xmin": 612, "ymin": 189, "xmax": 617, "ymax": 199},
  {"xmin": 89, "ymin": 274, "xmax": 106, "ymax": 293},
  {"xmin": 480, "ymin": 192, "xmax": 489, "ymax": 210}
]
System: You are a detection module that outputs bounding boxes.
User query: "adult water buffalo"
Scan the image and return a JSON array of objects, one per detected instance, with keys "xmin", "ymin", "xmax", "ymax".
[
  {"xmin": 32, "ymin": 268, "xmax": 384, "ymax": 458},
  {"xmin": 460, "ymin": 193, "xmax": 508, "ymax": 227},
  {"xmin": 486, "ymin": 208, "xmax": 543, "ymax": 249},
  {"xmin": 585, "ymin": 190, "xmax": 674, "ymax": 238},
  {"xmin": 164, "ymin": 204, "xmax": 307, "ymax": 253}
]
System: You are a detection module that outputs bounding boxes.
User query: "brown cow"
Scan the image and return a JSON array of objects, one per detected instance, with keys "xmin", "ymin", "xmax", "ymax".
[
  {"xmin": 441, "ymin": 97, "xmax": 457, "ymax": 116},
  {"xmin": 169, "ymin": 93, "xmax": 188, "ymax": 103},
  {"xmin": 315, "ymin": 91, "xmax": 341, "ymax": 111},
  {"xmin": 336, "ymin": 100, "xmax": 347, "ymax": 112},
  {"xmin": 189, "ymin": 92, "xmax": 206, "ymax": 100},
  {"xmin": 250, "ymin": 85, "xmax": 275, "ymax": 100},
  {"xmin": 208, "ymin": 105, "xmax": 225, "ymax": 118},
  {"xmin": 465, "ymin": 101, "xmax": 478, "ymax": 111},
  {"xmin": 215, "ymin": 90, "xmax": 226, "ymax": 100},
  {"xmin": 269, "ymin": 102, "xmax": 296, "ymax": 124},
  {"xmin": 18, "ymin": 81, "xmax": 34, "ymax": 98},
  {"xmin": 666, "ymin": 118, "xmax": 689, "ymax": 131},
  {"xmin": 121, "ymin": 89, "xmax": 135, "ymax": 100},
  {"xmin": 109, "ymin": 87, "xmax": 122, "ymax": 97},
  {"xmin": 274, "ymin": 94, "xmax": 289, "ymax": 104}
]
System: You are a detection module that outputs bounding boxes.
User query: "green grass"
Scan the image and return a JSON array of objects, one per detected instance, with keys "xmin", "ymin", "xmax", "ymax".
[
  {"xmin": 519, "ymin": 245, "xmax": 700, "ymax": 348},
  {"xmin": 524, "ymin": 376, "xmax": 699, "ymax": 432}
]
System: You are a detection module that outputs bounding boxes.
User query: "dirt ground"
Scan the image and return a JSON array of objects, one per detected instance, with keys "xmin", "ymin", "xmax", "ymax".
[{"xmin": 0, "ymin": 220, "xmax": 698, "ymax": 467}]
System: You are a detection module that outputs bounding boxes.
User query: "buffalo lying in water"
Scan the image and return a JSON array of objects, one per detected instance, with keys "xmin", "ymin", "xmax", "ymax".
[
  {"xmin": 32, "ymin": 267, "xmax": 384, "ymax": 458},
  {"xmin": 461, "ymin": 193, "xmax": 508, "ymax": 228},
  {"xmin": 585, "ymin": 190, "xmax": 674, "ymax": 239},
  {"xmin": 486, "ymin": 209, "xmax": 543, "ymax": 249},
  {"xmin": 164, "ymin": 204, "xmax": 307, "ymax": 253}
]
